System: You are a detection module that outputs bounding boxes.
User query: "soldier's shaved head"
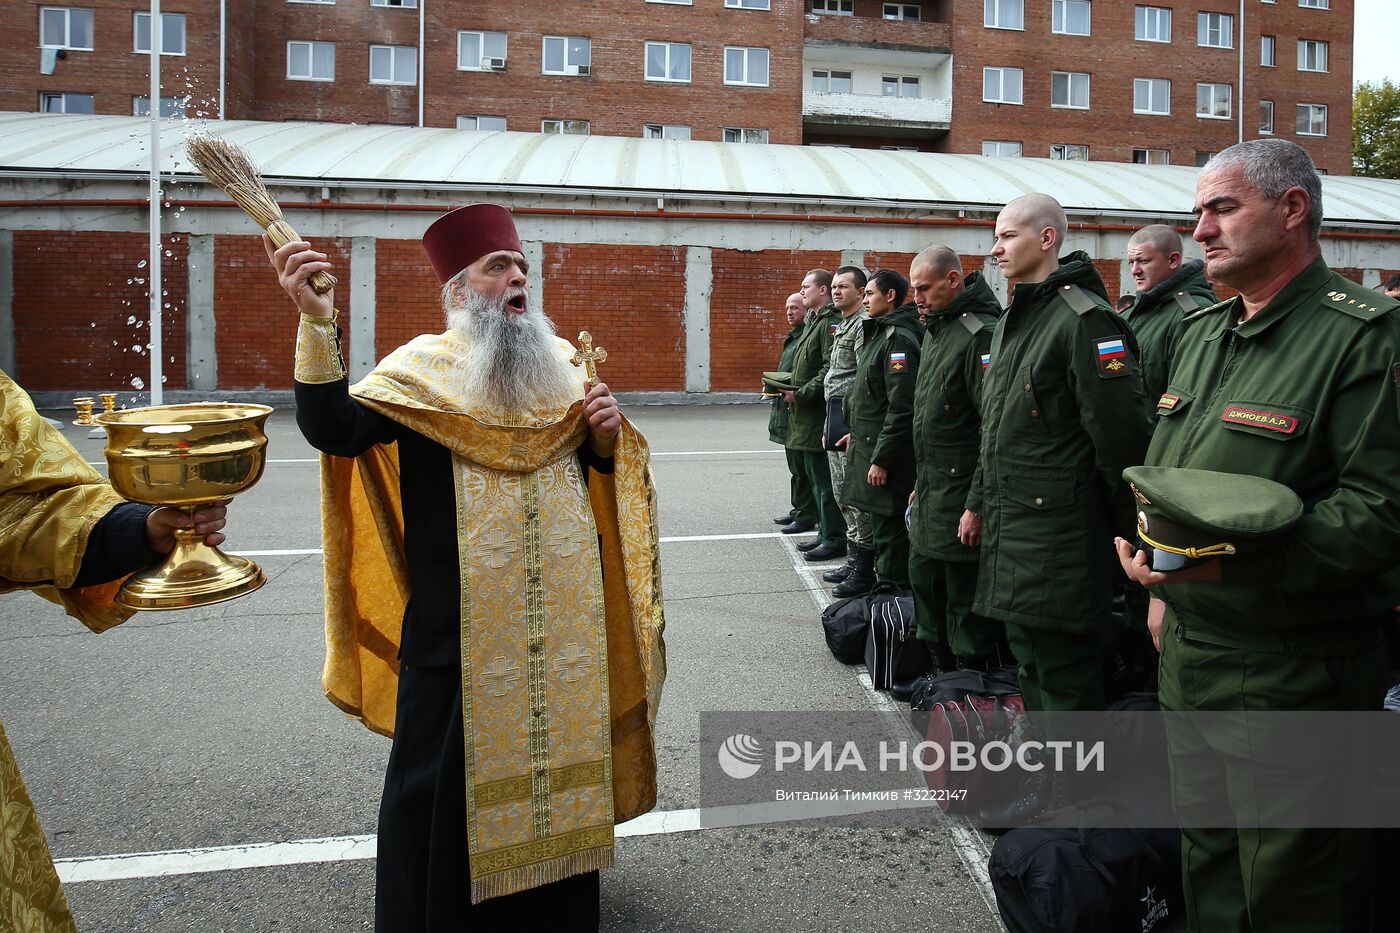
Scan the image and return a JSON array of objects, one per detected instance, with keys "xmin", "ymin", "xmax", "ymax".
[
  {"xmin": 1128, "ymin": 224, "xmax": 1183, "ymax": 257},
  {"xmin": 1000, "ymin": 193, "xmax": 1068, "ymax": 250},
  {"xmin": 911, "ymin": 244, "xmax": 962, "ymax": 277}
]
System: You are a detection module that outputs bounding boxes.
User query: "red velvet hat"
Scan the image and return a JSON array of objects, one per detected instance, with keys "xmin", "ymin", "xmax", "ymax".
[{"xmin": 422, "ymin": 203, "xmax": 524, "ymax": 285}]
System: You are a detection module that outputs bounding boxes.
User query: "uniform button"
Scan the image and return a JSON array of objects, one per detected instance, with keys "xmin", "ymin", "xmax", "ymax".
[
  {"xmin": 1023, "ymin": 383, "xmax": 1031, "ymax": 391},
  {"xmin": 944, "ymin": 404, "xmax": 951, "ymax": 411},
  {"xmin": 949, "ymin": 467, "xmax": 957, "ymax": 475},
  {"xmin": 1031, "ymin": 409, "xmax": 1040, "ymax": 417},
  {"xmin": 1034, "ymin": 496, "xmax": 1043, "ymax": 506}
]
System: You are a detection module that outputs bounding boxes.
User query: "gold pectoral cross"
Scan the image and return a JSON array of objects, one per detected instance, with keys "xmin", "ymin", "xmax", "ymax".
[{"xmin": 570, "ymin": 331, "xmax": 608, "ymax": 387}]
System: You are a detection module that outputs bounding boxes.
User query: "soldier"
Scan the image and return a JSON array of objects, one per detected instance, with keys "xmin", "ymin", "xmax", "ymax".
[
  {"xmin": 1117, "ymin": 138, "xmax": 1400, "ymax": 932},
  {"xmin": 780, "ymin": 269, "xmax": 847, "ymax": 561},
  {"xmin": 823, "ymin": 266, "xmax": 878, "ymax": 595},
  {"xmin": 969, "ymin": 193, "xmax": 1151, "ymax": 712},
  {"xmin": 1122, "ymin": 224, "xmax": 1218, "ymax": 406},
  {"xmin": 906, "ymin": 245, "xmax": 1004, "ymax": 673},
  {"xmin": 841, "ymin": 270, "xmax": 922, "ymax": 589},
  {"xmin": 770, "ymin": 292, "xmax": 816, "ymax": 533}
]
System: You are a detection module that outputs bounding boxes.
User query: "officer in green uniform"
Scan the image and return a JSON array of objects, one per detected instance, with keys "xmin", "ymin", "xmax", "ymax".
[
  {"xmin": 970, "ymin": 193, "xmax": 1151, "ymax": 712},
  {"xmin": 843, "ymin": 269, "xmax": 922, "ymax": 588},
  {"xmin": 1122, "ymin": 224, "xmax": 1219, "ymax": 406},
  {"xmin": 906, "ymin": 245, "xmax": 1004, "ymax": 671},
  {"xmin": 769, "ymin": 292, "xmax": 816, "ymax": 531},
  {"xmin": 781, "ymin": 269, "xmax": 846, "ymax": 561},
  {"xmin": 822, "ymin": 266, "xmax": 876, "ymax": 593},
  {"xmin": 1117, "ymin": 139, "xmax": 1400, "ymax": 933}
]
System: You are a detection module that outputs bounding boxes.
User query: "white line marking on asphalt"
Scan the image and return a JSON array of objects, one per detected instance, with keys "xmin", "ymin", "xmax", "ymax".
[
  {"xmin": 87, "ymin": 451, "xmax": 779, "ymax": 468},
  {"xmin": 231, "ymin": 532, "xmax": 794, "ymax": 558},
  {"xmin": 55, "ymin": 835, "xmax": 378, "ymax": 884}
]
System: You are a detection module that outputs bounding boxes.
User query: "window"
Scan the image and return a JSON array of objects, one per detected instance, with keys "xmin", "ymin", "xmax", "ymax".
[
  {"xmin": 542, "ymin": 119, "xmax": 590, "ymax": 135},
  {"xmin": 370, "ymin": 44, "xmax": 416, "ymax": 84},
  {"xmin": 1132, "ymin": 148, "xmax": 1170, "ymax": 165},
  {"xmin": 458, "ymin": 31, "xmax": 506, "ymax": 71},
  {"xmin": 984, "ymin": 0, "xmax": 1023, "ymax": 29},
  {"xmin": 723, "ymin": 126, "xmax": 769, "ymax": 143},
  {"xmin": 1261, "ymin": 35, "xmax": 1275, "ymax": 66},
  {"xmin": 133, "ymin": 95, "xmax": 187, "ymax": 117},
  {"xmin": 1296, "ymin": 103, "xmax": 1327, "ymax": 136},
  {"xmin": 1299, "ymin": 0, "xmax": 1328, "ymax": 7},
  {"xmin": 812, "ymin": 0, "xmax": 854, "ymax": 13},
  {"xmin": 725, "ymin": 0, "xmax": 770, "ymax": 7},
  {"xmin": 40, "ymin": 7, "xmax": 93, "ymax": 50},
  {"xmin": 883, "ymin": 3, "xmax": 920, "ymax": 19},
  {"xmin": 1259, "ymin": 100, "xmax": 1274, "ymax": 133},
  {"xmin": 287, "ymin": 41, "xmax": 335, "ymax": 80},
  {"xmin": 543, "ymin": 36, "xmax": 591, "ymax": 75},
  {"xmin": 1195, "ymin": 151, "xmax": 1215, "ymax": 167},
  {"xmin": 1198, "ymin": 12, "xmax": 1233, "ymax": 48},
  {"xmin": 1052, "ymin": 0, "xmax": 1090, "ymax": 35},
  {"xmin": 982, "ymin": 140, "xmax": 1022, "ymax": 157},
  {"xmin": 1135, "ymin": 6, "xmax": 1170, "ymax": 41},
  {"xmin": 724, "ymin": 46, "xmax": 769, "ymax": 86},
  {"xmin": 812, "ymin": 70, "xmax": 853, "ymax": 93},
  {"xmin": 39, "ymin": 91, "xmax": 93, "ymax": 113},
  {"xmin": 983, "ymin": 66, "xmax": 1023, "ymax": 104},
  {"xmin": 457, "ymin": 115, "xmax": 506, "ymax": 131},
  {"xmin": 133, "ymin": 12, "xmax": 186, "ymax": 55},
  {"xmin": 1133, "ymin": 77, "xmax": 1170, "ymax": 114},
  {"xmin": 1051, "ymin": 71, "xmax": 1090, "ymax": 109},
  {"xmin": 370, "ymin": 0, "xmax": 416, "ymax": 6},
  {"xmin": 881, "ymin": 75, "xmax": 920, "ymax": 98},
  {"xmin": 644, "ymin": 124, "xmax": 691, "ymax": 140},
  {"xmin": 645, "ymin": 42, "xmax": 692, "ymax": 82},
  {"xmin": 1051, "ymin": 144, "xmax": 1089, "ymax": 160},
  {"xmin": 1196, "ymin": 82, "xmax": 1232, "ymax": 119},
  {"xmin": 1297, "ymin": 39, "xmax": 1328, "ymax": 71}
]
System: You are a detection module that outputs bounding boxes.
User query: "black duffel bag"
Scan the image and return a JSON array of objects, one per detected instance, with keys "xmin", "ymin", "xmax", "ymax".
[
  {"xmin": 821, "ymin": 595, "xmax": 871, "ymax": 664},
  {"xmin": 864, "ymin": 591, "xmax": 929, "ymax": 699}
]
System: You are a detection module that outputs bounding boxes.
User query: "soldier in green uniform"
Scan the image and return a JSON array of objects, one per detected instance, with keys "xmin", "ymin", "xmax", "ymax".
[
  {"xmin": 906, "ymin": 245, "xmax": 1004, "ymax": 672},
  {"xmin": 842, "ymin": 269, "xmax": 922, "ymax": 589},
  {"xmin": 780, "ymin": 269, "xmax": 846, "ymax": 561},
  {"xmin": 770, "ymin": 292, "xmax": 816, "ymax": 532},
  {"xmin": 1117, "ymin": 139, "xmax": 1400, "ymax": 933},
  {"xmin": 970, "ymin": 193, "xmax": 1151, "ymax": 712},
  {"xmin": 822, "ymin": 266, "xmax": 878, "ymax": 594},
  {"xmin": 1122, "ymin": 224, "xmax": 1219, "ymax": 406}
]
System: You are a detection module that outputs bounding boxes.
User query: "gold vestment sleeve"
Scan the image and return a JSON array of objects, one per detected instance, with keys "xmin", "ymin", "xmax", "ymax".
[{"xmin": 295, "ymin": 310, "xmax": 347, "ymax": 384}]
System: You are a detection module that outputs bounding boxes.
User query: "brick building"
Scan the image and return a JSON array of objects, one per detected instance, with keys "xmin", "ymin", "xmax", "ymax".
[{"xmin": 5, "ymin": 0, "xmax": 1354, "ymax": 173}]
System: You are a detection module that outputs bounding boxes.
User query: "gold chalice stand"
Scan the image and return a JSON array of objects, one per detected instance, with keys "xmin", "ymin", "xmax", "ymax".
[{"xmin": 96, "ymin": 403, "xmax": 272, "ymax": 611}]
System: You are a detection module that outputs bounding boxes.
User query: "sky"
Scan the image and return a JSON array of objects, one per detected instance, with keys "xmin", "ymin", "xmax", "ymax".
[{"xmin": 1353, "ymin": 0, "xmax": 1400, "ymax": 86}]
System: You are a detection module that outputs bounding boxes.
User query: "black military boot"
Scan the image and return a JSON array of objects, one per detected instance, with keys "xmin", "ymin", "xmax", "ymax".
[
  {"xmin": 823, "ymin": 542, "xmax": 857, "ymax": 583},
  {"xmin": 832, "ymin": 545, "xmax": 876, "ymax": 597},
  {"xmin": 924, "ymin": 639, "xmax": 957, "ymax": 677}
]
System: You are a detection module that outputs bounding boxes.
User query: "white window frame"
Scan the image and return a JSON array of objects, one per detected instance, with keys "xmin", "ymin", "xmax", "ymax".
[
  {"xmin": 1298, "ymin": 0, "xmax": 1328, "ymax": 7},
  {"xmin": 39, "ymin": 91, "xmax": 94, "ymax": 113},
  {"xmin": 981, "ymin": 140, "xmax": 1022, "ymax": 157},
  {"xmin": 1297, "ymin": 39, "xmax": 1328, "ymax": 72},
  {"xmin": 541, "ymin": 119, "xmax": 590, "ymax": 135},
  {"xmin": 369, "ymin": 44, "xmax": 416, "ymax": 85},
  {"xmin": 1133, "ymin": 77, "xmax": 1170, "ymax": 115},
  {"xmin": 883, "ymin": 3, "xmax": 920, "ymax": 19},
  {"xmin": 370, "ymin": 0, "xmax": 416, "ymax": 7},
  {"xmin": 724, "ymin": 0, "xmax": 770, "ymax": 7},
  {"xmin": 457, "ymin": 31, "xmax": 507, "ymax": 71},
  {"xmin": 1259, "ymin": 100, "xmax": 1274, "ymax": 134},
  {"xmin": 724, "ymin": 46, "xmax": 769, "ymax": 86},
  {"xmin": 133, "ymin": 95, "xmax": 187, "ymax": 117},
  {"xmin": 983, "ymin": 0, "xmax": 1024, "ymax": 29},
  {"xmin": 133, "ymin": 11, "xmax": 186, "ymax": 56},
  {"xmin": 1197, "ymin": 12, "xmax": 1234, "ymax": 49},
  {"xmin": 812, "ymin": 70, "xmax": 853, "ymax": 93},
  {"xmin": 1051, "ymin": 71, "xmax": 1090, "ymax": 109},
  {"xmin": 723, "ymin": 126, "xmax": 769, "ymax": 143},
  {"xmin": 456, "ymin": 115, "xmax": 506, "ymax": 131},
  {"xmin": 1296, "ymin": 102, "xmax": 1327, "ymax": 136},
  {"xmin": 881, "ymin": 75, "xmax": 920, "ymax": 98},
  {"xmin": 644, "ymin": 41, "xmax": 692, "ymax": 83},
  {"xmin": 286, "ymin": 40, "xmax": 335, "ymax": 81},
  {"xmin": 542, "ymin": 36, "xmax": 591, "ymax": 76},
  {"xmin": 39, "ymin": 7, "xmax": 94, "ymax": 50},
  {"xmin": 1050, "ymin": 144, "xmax": 1089, "ymax": 161},
  {"xmin": 1052, "ymin": 0, "xmax": 1090, "ymax": 36},
  {"xmin": 1132, "ymin": 148, "xmax": 1170, "ymax": 165},
  {"xmin": 643, "ymin": 123, "xmax": 691, "ymax": 140},
  {"xmin": 1261, "ymin": 34, "xmax": 1275, "ymax": 66},
  {"xmin": 1134, "ymin": 6, "xmax": 1170, "ymax": 42},
  {"xmin": 982, "ymin": 66, "xmax": 1023, "ymax": 104},
  {"xmin": 1196, "ymin": 82, "xmax": 1232, "ymax": 119},
  {"xmin": 812, "ymin": 0, "xmax": 854, "ymax": 14}
]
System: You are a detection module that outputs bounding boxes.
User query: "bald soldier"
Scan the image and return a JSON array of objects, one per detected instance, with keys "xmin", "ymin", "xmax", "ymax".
[
  {"xmin": 970, "ymin": 194, "xmax": 1151, "ymax": 711},
  {"xmin": 1122, "ymin": 224, "xmax": 1218, "ymax": 406}
]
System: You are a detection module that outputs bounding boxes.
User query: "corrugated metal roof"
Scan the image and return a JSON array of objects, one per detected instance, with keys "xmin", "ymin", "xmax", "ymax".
[{"xmin": 2, "ymin": 111, "xmax": 1398, "ymax": 227}]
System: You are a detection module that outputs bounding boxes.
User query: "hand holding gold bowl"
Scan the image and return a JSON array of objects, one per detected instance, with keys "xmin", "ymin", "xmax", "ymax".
[{"xmin": 96, "ymin": 402, "xmax": 273, "ymax": 611}]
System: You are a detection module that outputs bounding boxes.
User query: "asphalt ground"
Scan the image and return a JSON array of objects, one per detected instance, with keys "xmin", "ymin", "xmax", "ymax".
[{"xmin": 2, "ymin": 403, "xmax": 1007, "ymax": 933}]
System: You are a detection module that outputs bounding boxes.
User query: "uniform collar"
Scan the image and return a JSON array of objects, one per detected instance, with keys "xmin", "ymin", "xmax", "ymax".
[{"xmin": 1207, "ymin": 256, "xmax": 1331, "ymax": 342}]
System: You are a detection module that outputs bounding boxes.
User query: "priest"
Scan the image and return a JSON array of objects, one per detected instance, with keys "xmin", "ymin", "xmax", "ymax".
[{"xmin": 264, "ymin": 203, "xmax": 666, "ymax": 930}]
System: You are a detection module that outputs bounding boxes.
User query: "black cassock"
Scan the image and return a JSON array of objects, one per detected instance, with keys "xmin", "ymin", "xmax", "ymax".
[{"xmin": 297, "ymin": 379, "xmax": 608, "ymax": 932}]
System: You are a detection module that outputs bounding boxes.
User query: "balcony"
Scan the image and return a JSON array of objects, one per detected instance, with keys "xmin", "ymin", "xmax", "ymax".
[
  {"xmin": 803, "ymin": 11, "xmax": 952, "ymax": 54},
  {"xmin": 803, "ymin": 90, "xmax": 951, "ymax": 134}
]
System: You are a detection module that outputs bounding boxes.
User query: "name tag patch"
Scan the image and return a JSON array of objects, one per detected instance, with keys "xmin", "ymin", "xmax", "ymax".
[
  {"xmin": 889, "ymin": 350, "xmax": 908, "ymax": 373},
  {"xmin": 1221, "ymin": 406, "xmax": 1298, "ymax": 434},
  {"xmin": 1157, "ymin": 393, "xmax": 1180, "ymax": 411},
  {"xmin": 1093, "ymin": 336, "xmax": 1133, "ymax": 378}
]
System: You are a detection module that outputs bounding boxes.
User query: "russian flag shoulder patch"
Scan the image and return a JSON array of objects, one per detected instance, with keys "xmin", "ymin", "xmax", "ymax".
[{"xmin": 1093, "ymin": 335, "xmax": 1133, "ymax": 378}]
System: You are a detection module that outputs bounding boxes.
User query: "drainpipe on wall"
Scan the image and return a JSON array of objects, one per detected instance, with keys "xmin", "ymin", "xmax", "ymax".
[
  {"xmin": 1238, "ymin": 0, "xmax": 1245, "ymax": 144},
  {"xmin": 218, "ymin": 0, "xmax": 225, "ymax": 119},
  {"xmin": 417, "ymin": 0, "xmax": 425, "ymax": 128}
]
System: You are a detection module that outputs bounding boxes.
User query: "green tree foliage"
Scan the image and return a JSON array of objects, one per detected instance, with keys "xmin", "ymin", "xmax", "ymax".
[{"xmin": 1353, "ymin": 80, "xmax": 1400, "ymax": 179}]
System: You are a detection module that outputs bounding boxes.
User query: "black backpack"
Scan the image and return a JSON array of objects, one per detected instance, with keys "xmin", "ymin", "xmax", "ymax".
[{"xmin": 863, "ymin": 591, "xmax": 929, "ymax": 699}]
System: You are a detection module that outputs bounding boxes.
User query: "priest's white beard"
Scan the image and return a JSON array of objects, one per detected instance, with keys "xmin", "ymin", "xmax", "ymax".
[{"xmin": 444, "ymin": 280, "xmax": 579, "ymax": 413}]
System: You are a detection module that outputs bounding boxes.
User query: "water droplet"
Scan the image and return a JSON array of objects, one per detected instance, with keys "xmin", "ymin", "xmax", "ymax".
[
  {"xmin": 131, "ymin": 376, "xmax": 145, "ymax": 389},
  {"xmin": 137, "ymin": 260, "xmax": 148, "ymax": 269},
  {"xmin": 134, "ymin": 277, "xmax": 145, "ymax": 285},
  {"xmin": 90, "ymin": 322, "xmax": 97, "ymax": 328},
  {"xmin": 164, "ymin": 250, "xmax": 173, "ymax": 257},
  {"xmin": 127, "ymin": 315, "xmax": 137, "ymax": 324},
  {"xmin": 161, "ymin": 375, "xmax": 168, "ymax": 384}
]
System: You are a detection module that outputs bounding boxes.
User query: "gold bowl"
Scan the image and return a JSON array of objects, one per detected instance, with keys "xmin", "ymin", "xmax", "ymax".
[{"xmin": 96, "ymin": 402, "xmax": 272, "ymax": 611}]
